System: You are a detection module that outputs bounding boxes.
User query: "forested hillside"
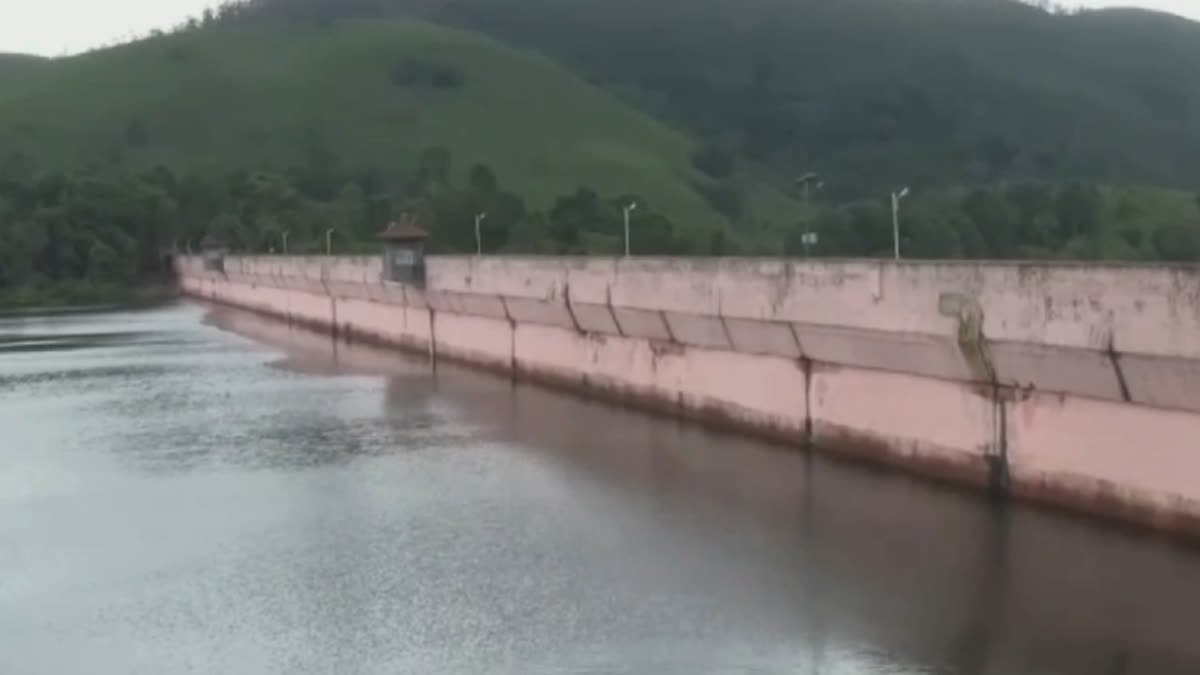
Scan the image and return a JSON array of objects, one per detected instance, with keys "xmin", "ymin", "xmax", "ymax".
[
  {"xmin": 2, "ymin": 0, "xmax": 1200, "ymax": 306},
  {"xmin": 197, "ymin": 0, "xmax": 1200, "ymax": 258},
  {"xmin": 0, "ymin": 18, "xmax": 796, "ymax": 305},
  {"xmin": 213, "ymin": 0, "xmax": 1200, "ymax": 197},
  {"xmin": 0, "ymin": 18, "xmax": 790, "ymax": 229}
]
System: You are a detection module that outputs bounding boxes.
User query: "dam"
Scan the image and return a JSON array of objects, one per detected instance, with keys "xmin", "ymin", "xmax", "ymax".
[{"xmin": 174, "ymin": 238, "xmax": 1200, "ymax": 538}]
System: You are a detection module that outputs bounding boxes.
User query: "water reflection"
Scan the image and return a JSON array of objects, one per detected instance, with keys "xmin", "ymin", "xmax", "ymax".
[
  {"xmin": 2, "ymin": 302, "xmax": 1199, "ymax": 675},
  {"xmin": 0, "ymin": 330, "xmax": 159, "ymax": 352},
  {"xmin": 211, "ymin": 307, "xmax": 1200, "ymax": 675},
  {"xmin": 485, "ymin": 380, "xmax": 1200, "ymax": 675}
]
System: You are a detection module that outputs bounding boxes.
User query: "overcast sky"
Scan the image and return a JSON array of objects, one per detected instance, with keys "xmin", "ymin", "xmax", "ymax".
[{"xmin": 1, "ymin": 0, "xmax": 1198, "ymax": 57}]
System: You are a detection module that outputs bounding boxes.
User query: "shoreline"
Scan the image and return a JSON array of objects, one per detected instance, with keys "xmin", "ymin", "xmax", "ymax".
[{"xmin": 0, "ymin": 283, "xmax": 181, "ymax": 315}]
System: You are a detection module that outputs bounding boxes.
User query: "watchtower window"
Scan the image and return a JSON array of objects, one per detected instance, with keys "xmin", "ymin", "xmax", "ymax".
[{"xmin": 378, "ymin": 215, "xmax": 429, "ymax": 287}]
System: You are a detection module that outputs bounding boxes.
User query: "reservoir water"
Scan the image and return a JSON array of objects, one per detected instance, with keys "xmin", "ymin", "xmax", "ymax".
[{"xmin": 3, "ymin": 302, "xmax": 1199, "ymax": 675}]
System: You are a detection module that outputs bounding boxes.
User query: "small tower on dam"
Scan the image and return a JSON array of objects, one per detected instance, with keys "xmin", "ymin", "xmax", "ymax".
[
  {"xmin": 379, "ymin": 214, "xmax": 429, "ymax": 287},
  {"xmin": 200, "ymin": 233, "xmax": 228, "ymax": 273}
]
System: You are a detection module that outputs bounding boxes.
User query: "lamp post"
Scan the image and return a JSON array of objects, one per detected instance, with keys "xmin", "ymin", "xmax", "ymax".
[
  {"xmin": 325, "ymin": 227, "xmax": 335, "ymax": 256},
  {"xmin": 799, "ymin": 231, "xmax": 819, "ymax": 258},
  {"xmin": 623, "ymin": 202, "xmax": 637, "ymax": 257},
  {"xmin": 281, "ymin": 230, "xmax": 289, "ymax": 255},
  {"xmin": 474, "ymin": 212, "xmax": 487, "ymax": 256},
  {"xmin": 891, "ymin": 187, "xmax": 910, "ymax": 260},
  {"xmin": 794, "ymin": 172, "xmax": 823, "ymax": 258},
  {"xmin": 794, "ymin": 172, "xmax": 823, "ymax": 208}
]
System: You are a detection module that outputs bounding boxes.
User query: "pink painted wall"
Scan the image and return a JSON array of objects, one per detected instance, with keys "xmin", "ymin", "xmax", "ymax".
[{"xmin": 175, "ymin": 254, "xmax": 1200, "ymax": 536}]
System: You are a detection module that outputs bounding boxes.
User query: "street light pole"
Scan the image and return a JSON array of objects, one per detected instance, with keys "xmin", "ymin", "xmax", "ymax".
[
  {"xmin": 474, "ymin": 212, "xmax": 487, "ymax": 256},
  {"xmin": 282, "ymin": 230, "xmax": 289, "ymax": 255},
  {"xmin": 623, "ymin": 202, "xmax": 637, "ymax": 257},
  {"xmin": 891, "ymin": 187, "xmax": 910, "ymax": 260},
  {"xmin": 325, "ymin": 227, "xmax": 335, "ymax": 256},
  {"xmin": 794, "ymin": 172, "xmax": 823, "ymax": 258},
  {"xmin": 795, "ymin": 172, "xmax": 821, "ymax": 209}
]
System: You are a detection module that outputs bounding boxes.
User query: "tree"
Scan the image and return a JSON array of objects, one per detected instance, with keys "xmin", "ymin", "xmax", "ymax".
[
  {"xmin": 964, "ymin": 187, "xmax": 1018, "ymax": 256},
  {"xmin": 334, "ymin": 182, "xmax": 370, "ymax": 238},
  {"xmin": 547, "ymin": 187, "xmax": 598, "ymax": 250},
  {"xmin": 1055, "ymin": 182, "xmax": 1103, "ymax": 240},
  {"xmin": 631, "ymin": 211, "xmax": 681, "ymax": 254},
  {"xmin": 708, "ymin": 229, "xmax": 729, "ymax": 255},
  {"xmin": 87, "ymin": 240, "xmax": 127, "ymax": 282},
  {"xmin": 414, "ymin": 146, "xmax": 452, "ymax": 190},
  {"xmin": 1153, "ymin": 222, "xmax": 1200, "ymax": 262},
  {"xmin": 468, "ymin": 163, "xmax": 498, "ymax": 199}
]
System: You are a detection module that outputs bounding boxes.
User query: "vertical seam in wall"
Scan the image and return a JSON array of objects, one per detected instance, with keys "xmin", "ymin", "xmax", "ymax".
[
  {"xmin": 951, "ymin": 297, "xmax": 1008, "ymax": 497},
  {"xmin": 1107, "ymin": 334, "xmax": 1132, "ymax": 402},
  {"xmin": 500, "ymin": 295, "xmax": 517, "ymax": 377},
  {"xmin": 716, "ymin": 290, "xmax": 735, "ymax": 351},
  {"xmin": 428, "ymin": 308, "xmax": 438, "ymax": 365},
  {"xmin": 990, "ymin": 386, "xmax": 1011, "ymax": 499},
  {"xmin": 563, "ymin": 282, "xmax": 585, "ymax": 335},
  {"xmin": 321, "ymin": 276, "xmax": 337, "ymax": 338},
  {"xmin": 280, "ymin": 271, "xmax": 290, "ymax": 322},
  {"xmin": 787, "ymin": 321, "xmax": 805, "ymax": 358},
  {"xmin": 999, "ymin": 393, "xmax": 1008, "ymax": 473},
  {"xmin": 399, "ymin": 285, "xmax": 408, "ymax": 330},
  {"xmin": 660, "ymin": 310, "xmax": 677, "ymax": 343},
  {"xmin": 605, "ymin": 286, "xmax": 626, "ymax": 337},
  {"xmin": 803, "ymin": 356, "xmax": 814, "ymax": 444},
  {"xmin": 787, "ymin": 320, "xmax": 813, "ymax": 443}
]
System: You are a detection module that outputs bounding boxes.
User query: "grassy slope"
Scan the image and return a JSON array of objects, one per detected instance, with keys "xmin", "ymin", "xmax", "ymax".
[
  {"xmin": 0, "ymin": 19, "xmax": 795, "ymax": 235},
  {"xmin": 0, "ymin": 54, "xmax": 47, "ymax": 102},
  {"xmin": 387, "ymin": 0, "xmax": 1200, "ymax": 194}
]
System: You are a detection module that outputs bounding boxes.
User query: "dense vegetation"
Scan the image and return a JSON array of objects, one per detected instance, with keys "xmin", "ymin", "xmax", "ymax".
[
  {"xmin": 0, "ymin": 18, "xmax": 794, "ymax": 304},
  {"xmin": 209, "ymin": 0, "xmax": 1200, "ymax": 196},
  {"xmin": 0, "ymin": 145, "xmax": 720, "ymax": 306},
  {"xmin": 0, "ymin": 19, "xmax": 787, "ymax": 230},
  {"xmin": 2, "ymin": 0, "xmax": 1200, "ymax": 305}
]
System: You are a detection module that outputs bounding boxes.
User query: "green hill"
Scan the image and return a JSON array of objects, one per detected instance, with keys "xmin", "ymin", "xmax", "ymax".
[
  {"xmin": 439, "ymin": 0, "xmax": 1200, "ymax": 195},
  {"xmin": 174, "ymin": 0, "xmax": 1200, "ymax": 260},
  {"xmin": 220, "ymin": 0, "xmax": 1200, "ymax": 199},
  {"xmin": 4, "ymin": 0, "xmax": 1200, "ymax": 307},
  {"xmin": 0, "ymin": 54, "xmax": 47, "ymax": 99},
  {"xmin": 0, "ymin": 18, "xmax": 792, "ymax": 237}
]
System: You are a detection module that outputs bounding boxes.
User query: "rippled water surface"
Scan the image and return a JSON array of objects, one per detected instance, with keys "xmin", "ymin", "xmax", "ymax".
[{"xmin": 3, "ymin": 303, "xmax": 1200, "ymax": 675}]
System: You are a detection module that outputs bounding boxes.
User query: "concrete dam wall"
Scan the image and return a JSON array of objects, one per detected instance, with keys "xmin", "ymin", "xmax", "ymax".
[{"xmin": 175, "ymin": 254, "xmax": 1200, "ymax": 537}]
